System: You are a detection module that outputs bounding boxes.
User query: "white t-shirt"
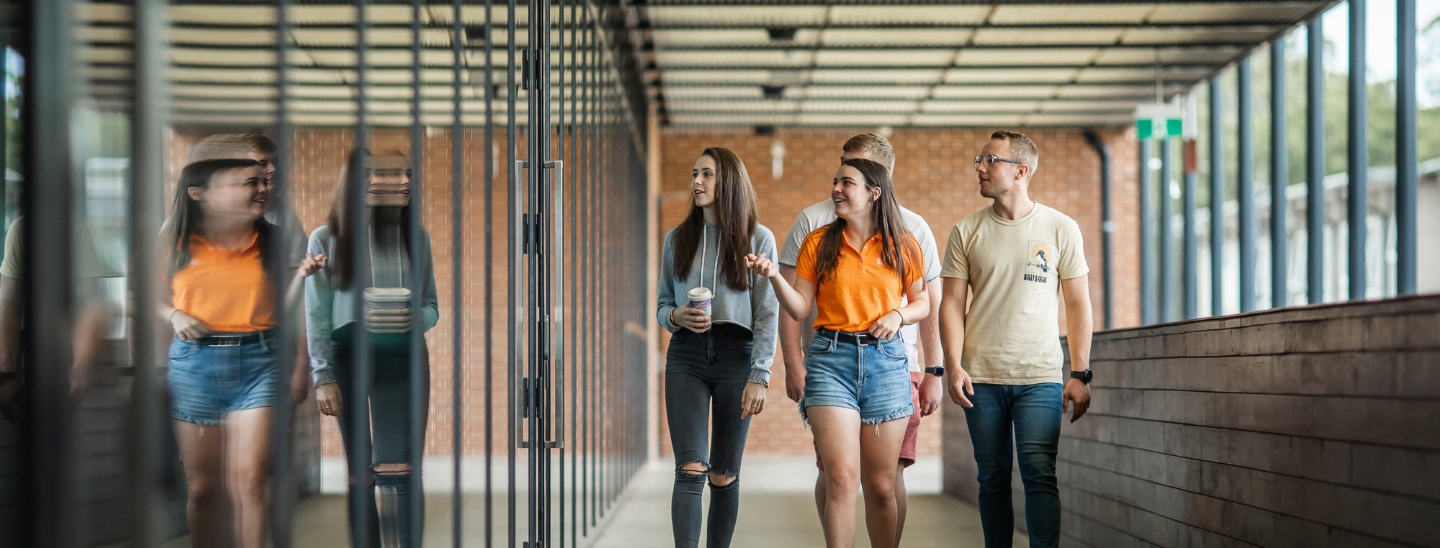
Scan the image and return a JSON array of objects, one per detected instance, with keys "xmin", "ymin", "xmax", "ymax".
[
  {"xmin": 778, "ymin": 200, "xmax": 941, "ymax": 372},
  {"xmin": 940, "ymin": 203, "xmax": 1088, "ymax": 384}
]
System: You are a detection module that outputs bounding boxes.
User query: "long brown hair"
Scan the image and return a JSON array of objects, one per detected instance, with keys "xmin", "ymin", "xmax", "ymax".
[
  {"xmin": 164, "ymin": 158, "xmax": 278, "ymax": 279},
  {"xmin": 812, "ymin": 158, "xmax": 918, "ymax": 288},
  {"xmin": 671, "ymin": 147, "xmax": 758, "ymax": 291},
  {"xmin": 326, "ymin": 148, "xmax": 416, "ymax": 289}
]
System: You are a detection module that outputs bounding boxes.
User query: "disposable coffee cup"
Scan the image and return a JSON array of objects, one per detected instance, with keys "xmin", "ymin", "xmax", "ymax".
[
  {"xmin": 686, "ymin": 287, "xmax": 712, "ymax": 332},
  {"xmin": 364, "ymin": 287, "xmax": 413, "ymax": 333}
]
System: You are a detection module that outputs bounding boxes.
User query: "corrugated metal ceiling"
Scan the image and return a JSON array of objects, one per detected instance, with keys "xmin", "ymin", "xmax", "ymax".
[{"xmin": 74, "ymin": 1, "xmax": 1337, "ymax": 128}]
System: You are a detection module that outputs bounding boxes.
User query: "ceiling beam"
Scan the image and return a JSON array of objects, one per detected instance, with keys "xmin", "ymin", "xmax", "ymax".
[
  {"xmin": 649, "ymin": 43, "xmax": 1248, "ymax": 52},
  {"xmin": 647, "ymin": 63, "xmax": 1214, "ymax": 71},
  {"xmin": 643, "ymin": 22, "xmax": 1285, "ymax": 31},
  {"xmin": 646, "ymin": 0, "xmax": 1322, "ymax": 6}
]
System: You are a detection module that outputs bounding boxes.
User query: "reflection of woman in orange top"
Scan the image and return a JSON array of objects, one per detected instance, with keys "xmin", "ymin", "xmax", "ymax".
[
  {"xmin": 745, "ymin": 158, "xmax": 929, "ymax": 548},
  {"xmin": 158, "ymin": 158, "xmax": 319, "ymax": 548}
]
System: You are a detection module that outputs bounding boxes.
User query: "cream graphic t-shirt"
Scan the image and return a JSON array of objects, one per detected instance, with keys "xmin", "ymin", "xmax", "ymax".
[{"xmin": 940, "ymin": 203, "xmax": 1088, "ymax": 385}]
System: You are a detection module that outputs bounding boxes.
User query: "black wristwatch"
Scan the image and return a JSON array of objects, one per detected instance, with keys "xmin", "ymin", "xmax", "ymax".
[
  {"xmin": 1070, "ymin": 369, "xmax": 1092, "ymax": 384},
  {"xmin": 0, "ymin": 371, "xmax": 17, "ymax": 383},
  {"xmin": 923, "ymin": 365, "xmax": 945, "ymax": 377}
]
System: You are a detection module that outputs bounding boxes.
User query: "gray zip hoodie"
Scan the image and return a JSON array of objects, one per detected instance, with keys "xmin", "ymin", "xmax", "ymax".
[{"xmin": 657, "ymin": 222, "xmax": 780, "ymax": 386}]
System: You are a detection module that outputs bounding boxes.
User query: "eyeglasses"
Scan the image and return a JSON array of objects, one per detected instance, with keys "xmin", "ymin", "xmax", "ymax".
[{"xmin": 974, "ymin": 154, "xmax": 1022, "ymax": 167}]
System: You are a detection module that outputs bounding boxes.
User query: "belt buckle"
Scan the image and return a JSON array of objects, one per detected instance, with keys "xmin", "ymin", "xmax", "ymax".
[{"xmin": 210, "ymin": 336, "xmax": 243, "ymax": 347}]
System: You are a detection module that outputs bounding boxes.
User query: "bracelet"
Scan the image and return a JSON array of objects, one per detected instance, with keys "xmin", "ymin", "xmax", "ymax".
[{"xmin": 892, "ymin": 308, "xmax": 905, "ymax": 324}]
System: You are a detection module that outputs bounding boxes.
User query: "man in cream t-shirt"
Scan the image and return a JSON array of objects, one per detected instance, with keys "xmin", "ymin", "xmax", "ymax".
[{"xmin": 939, "ymin": 131, "xmax": 1093, "ymax": 548}]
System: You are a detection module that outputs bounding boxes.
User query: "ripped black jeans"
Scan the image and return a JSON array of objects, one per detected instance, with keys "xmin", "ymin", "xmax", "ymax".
[
  {"xmin": 665, "ymin": 324, "xmax": 755, "ymax": 548},
  {"xmin": 331, "ymin": 327, "xmax": 430, "ymax": 548}
]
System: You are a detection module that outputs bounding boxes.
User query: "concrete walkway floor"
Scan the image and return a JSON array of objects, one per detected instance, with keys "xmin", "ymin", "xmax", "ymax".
[
  {"xmin": 159, "ymin": 456, "xmax": 1026, "ymax": 547},
  {"xmin": 591, "ymin": 456, "xmax": 1028, "ymax": 548}
]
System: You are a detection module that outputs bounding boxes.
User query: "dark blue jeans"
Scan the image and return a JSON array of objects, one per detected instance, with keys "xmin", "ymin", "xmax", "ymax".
[
  {"xmin": 963, "ymin": 383, "xmax": 1063, "ymax": 548},
  {"xmin": 665, "ymin": 325, "xmax": 754, "ymax": 548},
  {"xmin": 332, "ymin": 328, "xmax": 430, "ymax": 548}
]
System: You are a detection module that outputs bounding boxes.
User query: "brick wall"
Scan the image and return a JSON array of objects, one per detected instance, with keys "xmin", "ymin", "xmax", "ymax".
[
  {"xmin": 943, "ymin": 295, "xmax": 1440, "ymax": 547},
  {"xmin": 657, "ymin": 127, "xmax": 1140, "ymax": 457}
]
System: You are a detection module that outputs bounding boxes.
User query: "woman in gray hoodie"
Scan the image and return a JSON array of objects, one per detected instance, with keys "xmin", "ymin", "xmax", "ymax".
[{"xmin": 657, "ymin": 147, "xmax": 780, "ymax": 548}]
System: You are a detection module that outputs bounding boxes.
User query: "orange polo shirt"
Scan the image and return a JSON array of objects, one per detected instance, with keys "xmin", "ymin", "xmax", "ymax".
[
  {"xmin": 795, "ymin": 227, "xmax": 923, "ymax": 333},
  {"xmin": 170, "ymin": 233, "xmax": 276, "ymax": 333}
]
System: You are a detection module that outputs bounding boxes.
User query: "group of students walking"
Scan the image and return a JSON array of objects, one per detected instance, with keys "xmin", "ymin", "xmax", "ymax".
[
  {"xmin": 660, "ymin": 131, "xmax": 1094, "ymax": 548},
  {"xmin": 151, "ymin": 128, "xmax": 1092, "ymax": 548},
  {"xmin": 160, "ymin": 135, "xmax": 436, "ymax": 548}
]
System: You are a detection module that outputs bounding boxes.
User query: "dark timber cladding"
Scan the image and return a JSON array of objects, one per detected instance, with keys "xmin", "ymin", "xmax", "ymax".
[{"xmin": 944, "ymin": 295, "xmax": 1440, "ymax": 546}]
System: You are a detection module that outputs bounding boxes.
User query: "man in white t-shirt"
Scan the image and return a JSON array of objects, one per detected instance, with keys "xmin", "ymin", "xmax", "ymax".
[
  {"xmin": 939, "ymin": 130, "xmax": 1093, "ymax": 548},
  {"xmin": 776, "ymin": 133, "xmax": 944, "ymax": 546}
]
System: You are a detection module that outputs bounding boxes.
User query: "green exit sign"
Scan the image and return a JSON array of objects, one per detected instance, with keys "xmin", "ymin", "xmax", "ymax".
[{"xmin": 1135, "ymin": 103, "xmax": 1184, "ymax": 139}]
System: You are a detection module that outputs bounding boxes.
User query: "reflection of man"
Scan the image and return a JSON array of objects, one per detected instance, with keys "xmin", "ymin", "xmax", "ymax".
[{"xmin": 0, "ymin": 217, "xmax": 113, "ymax": 421}]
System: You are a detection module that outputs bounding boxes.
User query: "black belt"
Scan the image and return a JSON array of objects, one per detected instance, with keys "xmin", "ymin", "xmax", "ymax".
[
  {"xmin": 817, "ymin": 328, "xmax": 888, "ymax": 346},
  {"xmin": 194, "ymin": 330, "xmax": 272, "ymax": 347}
]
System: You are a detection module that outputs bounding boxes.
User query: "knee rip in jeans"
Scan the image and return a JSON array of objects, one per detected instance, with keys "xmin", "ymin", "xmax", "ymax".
[
  {"xmin": 676, "ymin": 461, "xmax": 708, "ymax": 484},
  {"xmin": 375, "ymin": 462, "xmax": 412, "ymax": 476},
  {"xmin": 708, "ymin": 471, "xmax": 738, "ymax": 488}
]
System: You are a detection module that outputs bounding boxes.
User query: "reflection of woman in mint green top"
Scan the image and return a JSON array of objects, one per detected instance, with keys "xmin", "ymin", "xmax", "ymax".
[{"xmin": 304, "ymin": 149, "xmax": 438, "ymax": 547}]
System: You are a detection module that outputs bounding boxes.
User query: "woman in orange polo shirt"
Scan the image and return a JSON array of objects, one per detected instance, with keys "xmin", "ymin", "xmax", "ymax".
[
  {"xmin": 160, "ymin": 158, "xmax": 302, "ymax": 548},
  {"xmin": 745, "ymin": 158, "xmax": 929, "ymax": 548}
]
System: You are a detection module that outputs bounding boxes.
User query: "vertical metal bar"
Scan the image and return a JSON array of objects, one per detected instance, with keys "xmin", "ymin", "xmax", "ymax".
[
  {"xmin": 270, "ymin": 0, "xmax": 298, "ymax": 544},
  {"xmin": 1082, "ymin": 131, "xmax": 1112, "ymax": 329},
  {"xmin": 483, "ymin": 0, "xmax": 496, "ymax": 544},
  {"xmin": 1158, "ymin": 137, "xmax": 1173, "ymax": 322},
  {"xmin": 1306, "ymin": 18, "xmax": 1325, "ymax": 305},
  {"xmin": 526, "ymin": 0, "xmax": 540, "ymax": 538},
  {"xmin": 600, "ymin": 60, "xmax": 610, "ymax": 511},
  {"xmin": 350, "ymin": 1, "xmax": 377, "ymax": 546},
  {"xmin": 0, "ymin": 41, "xmax": 7, "ymax": 231},
  {"xmin": 1396, "ymin": 0, "xmax": 1417, "ymax": 295},
  {"xmin": 1208, "ymin": 77, "xmax": 1225, "ymax": 316},
  {"xmin": 1270, "ymin": 39, "xmax": 1288, "ymax": 308},
  {"xmin": 20, "ymin": 0, "xmax": 76, "ymax": 545},
  {"xmin": 555, "ymin": 0, "xmax": 569, "ymax": 544},
  {"xmin": 129, "ymin": 0, "xmax": 165, "ymax": 544},
  {"xmin": 1183, "ymin": 137, "xmax": 1199, "ymax": 320},
  {"xmin": 408, "ymin": 2, "xmax": 427, "ymax": 545},
  {"xmin": 1237, "ymin": 58, "xmax": 1256, "ymax": 313},
  {"xmin": 453, "ymin": 0, "xmax": 470, "ymax": 546},
  {"xmin": 569, "ymin": 4, "xmax": 580, "ymax": 545},
  {"xmin": 1347, "ymin": 0, "xmax": 1368, "ymax": 300},
  {"xmin": 597, "ymin": 59, "xmax": 606, "ymax": 512},
  {"xmin": 583, "ymin": 15, "xmax": 594, "ymax": 531},
  {"xmin": 506, "ymin": 0, "xmax": 519, "ymax": 542},
  {"xmin": 1138, "ymin": 138, "xmax": 1154, "ymax": 325}
]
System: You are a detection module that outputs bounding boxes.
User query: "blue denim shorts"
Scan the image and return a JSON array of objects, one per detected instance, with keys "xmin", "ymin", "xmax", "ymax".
[
  {"xmin": 801, "ymin": 329, "xmax": 914, "ymax": 425},
  {"xmin": 167, "ymin": 334, "xmax": 283, "ymax": 425}
]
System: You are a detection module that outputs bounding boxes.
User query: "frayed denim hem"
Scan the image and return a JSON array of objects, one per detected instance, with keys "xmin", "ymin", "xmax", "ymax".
[
  {"xmin": 860, "ymin": 402, "xmax": 913, "ymax": 426},
  {"xmin": 799, "ymin": 399, "xmax": 862, "ymax": 427},
  {"xmin": 171, "ymin": 409, "xmax": 222, "ymax": 426}
]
